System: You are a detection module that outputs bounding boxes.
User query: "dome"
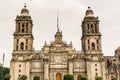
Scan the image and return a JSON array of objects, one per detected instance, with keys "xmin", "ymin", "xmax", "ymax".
[
  {"xmin": 85, "ymin": 6, "xmax": 94, "ymax": 17},
  {"xmin": 21, "ymin": 4, "xmax": 29, "ymax": 16}
]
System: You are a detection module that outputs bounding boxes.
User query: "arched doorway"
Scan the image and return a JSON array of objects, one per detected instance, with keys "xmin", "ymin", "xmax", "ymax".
[
  {"xmin": 56, "ymin": 73, "xmax": 61, "ymax": 80},
  {"xmin": 77, "ymin": 75, "xmax": 81, "ymax": 80}
]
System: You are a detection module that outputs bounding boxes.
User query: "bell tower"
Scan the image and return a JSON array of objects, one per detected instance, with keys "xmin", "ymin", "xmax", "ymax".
[
  {"xmin": 81, "ymin": 7, "xmax": 102, "ymax": 55},
  {"xmin": 13, "ymin": 4, "xmax": 34, "ymax": 52},
  {"xmin": 81, "ymin": 7, "xmax": 106, "ymax": 80}
]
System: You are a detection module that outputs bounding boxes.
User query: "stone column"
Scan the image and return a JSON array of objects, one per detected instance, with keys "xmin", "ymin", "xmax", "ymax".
[
  {"xmin": 69, "ymin": 61, "xmax": 73, "ymax": 75},
  {"xmin": 44, "ymin": 62, "xmax": 49, "ymax": 80},
  {"xmin": 25, "ymin": 62, "xmax": 30, "ymax": 80}
]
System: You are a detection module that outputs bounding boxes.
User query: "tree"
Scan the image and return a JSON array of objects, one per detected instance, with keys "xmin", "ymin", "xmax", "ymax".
[
  {"xmin": 0, "ymin": 65, "xmax": 10, "ymax": 80},
  {"xmin": 20, "ymin": 75, "xmax": 27, "ymax": 80},
  {"xmin": 4, "ymin": 74, "xmax": 11, "ymax": 80},
  {"xmin": 64, "ymin": 74, "xmax": 74, "ymax": 80},
  {"xmin": 111, "ymin": 77, "xmax": 117, "ymax": 80},
  {"xmin": 81, "ymin": 76, "xmax": 88, "ymax": 80},
  {"xmin": 34, "ymin": 76, "xmax": 40, "ymax": 80},
  {"xmin": 95, "ymin": 76, "xmax": 102, "ymax": 80}
]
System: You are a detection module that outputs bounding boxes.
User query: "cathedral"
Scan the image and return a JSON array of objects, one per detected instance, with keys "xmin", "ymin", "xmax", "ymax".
[{"xmin": 10, "ymin": 4, "xmax": 120, "ymax": 80}]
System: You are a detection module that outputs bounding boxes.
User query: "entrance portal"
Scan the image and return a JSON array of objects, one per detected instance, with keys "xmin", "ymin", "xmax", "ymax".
[
  {"xmin": 56, "ymin": 73, "xmax": 61, "ymax": 80},
  {"xmin": 77, "ymin": 75, "xmax": 81, "ymax": 80}
]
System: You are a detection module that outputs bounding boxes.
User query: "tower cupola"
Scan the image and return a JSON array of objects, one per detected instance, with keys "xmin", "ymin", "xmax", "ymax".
[
  {"xmin": 55, "ymin": 29, "xmax": 63, "ymax": 43},
  {"xmin": 13, "ymin": 4, "xmax": 33, "ymax": 51},
  {"xmin": 85, "ymin": 6, "xmax": 94, "ymax": 17},
  {"xmin": 21, "ymin": 4, "xmax": 29, "ymax": 16},
  {"xmin": 81, "ymin": 6, "xmax": 102, "ymax": 53}
]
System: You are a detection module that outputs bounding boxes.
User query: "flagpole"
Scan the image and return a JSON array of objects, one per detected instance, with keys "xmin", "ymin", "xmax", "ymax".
[
  {"xmin": 2, "ymin": 53, "xmax": 5, "ymax": 67},
  {"xmin": 1, "ymin": 53, "xmax": 5, "ymax": 80},
  {"xmin": 57, "ymin": 10, "xmax": 59, "ymax": 31}
]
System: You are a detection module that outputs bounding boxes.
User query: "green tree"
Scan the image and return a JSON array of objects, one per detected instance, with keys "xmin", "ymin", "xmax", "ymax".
[
  {"xmin": 20, "ymin": 75, "xmax": 27, "ymax": 80},
  {"xmin": 95, "ymin": 76, "xmax": 102, "ymax": 80},
  {"xmin": 0, "ymin": 65, "xmax": 10, "ymax": 80},
  {"xmin": 34, "ymin": 76, "xmax": 40, "ymax": 80},
  {"xmin": 64, "ymin": 74, "xmax": 74, "ymax": 80},
  {"xmin": 111, "ymin": 77, "xmax": 117, "ymax": 80},
  {"xmin": 81, "ymin": 76, "xmax": 88, "ymax": 80},
  {"xmin": 4, "ymin": 74, "xmax": 11, "ymax": 80}
]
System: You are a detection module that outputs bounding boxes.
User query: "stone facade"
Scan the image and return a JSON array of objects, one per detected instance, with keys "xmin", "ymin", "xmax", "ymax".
[{"xmin": 10, "ymin": 5, "xmax": 120, "ymax": 80}]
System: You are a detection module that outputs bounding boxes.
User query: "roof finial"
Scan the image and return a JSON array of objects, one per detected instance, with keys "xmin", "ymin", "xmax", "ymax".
[
  {"xmin": 24, "ymin": 3, "xmax": 26, "ymax": 8},
  {"xmin": 85, "ymin": 6, "xmax": 94, "ymax": 17},
  {"xmin": 88, "ymin": 6, "xmax": 90, "ymax": 9},
  {"xmin": 21, "ymin": 3, "xmax": 29, "ymax": 16}
]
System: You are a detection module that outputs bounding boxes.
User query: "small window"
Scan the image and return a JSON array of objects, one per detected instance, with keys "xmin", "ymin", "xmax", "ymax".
[
  {"xmin": 91, "ymin": 24, "xmax": 94, "ymax": 33},
  {"xmin": 19, "ymin": 70, "xmax": 21, "ymax": 72},
  {"xmin": 97, "ymin": 40, "xmax": 99, "ymax": 44},
  {"xmin": 22, "ymin": 23, "xmax": 24, "ymax": 33},
  {"xmin": 19, "ymin": 64, "xmax": 21, "ymax": 67},
  {"xmin": 88, "ymin": 40, "xmax": 90, "ymax": 44},
  {"xmin": 20, "ymin": 42, "xmax": 24, "ymax": 50},
  {"xmin": 18, "ymin": 23, "xmax": 20, "ymax": 32},
  {"xmin": 92, "ymin": 43, "xmax": 95, "ymax": 50},
  {"xmin": 95, "ymin": 64, "xmax": 97, "ymax": 66},
  {"xmin": 88, "ymin": 46, "xmax": 90, "ymax": 50},
  {"xmin": 19, "ymin": 74, "xmax": 21, "ymax": 77},
  {"xmin": 26, "ymin": 23, "xmax": 28, "ymax": 33},
  {"xmin": 26, "ymin": 39, "xmax": 28, "ymax": 44},
  {"xmin": 114, "ymin": 59, "xmax": 116, "ymax": 61},
  {"xmin": 16, "ymin": 46, "xmax": 18, "ymax": 50},
  {"xmin": 95, "ymin": 68, "xmax": 97, "ymax": 71},
  {"xmin": 95, "ymin": 24, "xmax": 98, "ymax": 33},
  {"xmin": 97, "ymin": 46, "xmax": 99, "ymax": 50},
  {"xmin": 17, "ymin": 39, "xmax": 19, "ymax": 44},
  {"xmin": 26, "ymin": 46, "xmax": 28, "ymax": 50},
  {"xmin": 96, "ymin": 73, "xmax": 98, "ymax": 76}
]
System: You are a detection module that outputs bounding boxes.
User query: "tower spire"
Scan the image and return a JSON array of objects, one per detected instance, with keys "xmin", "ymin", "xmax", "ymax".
[{"xmin": 57, "ymin": 10, "xmax": 59, "ymax": 31}]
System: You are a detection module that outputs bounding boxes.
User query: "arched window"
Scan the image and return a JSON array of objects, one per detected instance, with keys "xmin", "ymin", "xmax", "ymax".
[
  {"xmin": 26, "ymin": 23, "xmax": 28, "ymax": 33},
  {"xmin": 16, "ymin": 46, "xmax": 18, "ymax": 50},
  {"xmin": 91, "ymin": 43, "xmax": 95, "ymax": 50},
  {"xmin": 18, "ymin": 23, "xmax": 20, "ymax": 32},
  {"xmin": 87, "ymin": 24, "xmax": 90, "ymax": 33},
  {"xmin": 97, "ymin": 40, "xmax": 99, "ymax": 44},
  {"xmin": 26, "ymin": 46, "xmax": 28, "ymax": 50},
  {"xmin": 20, "ymin": 42, "xmax": 24, "ymax": 50},
  {"xmin": 22, "ymin": 23, "xmax": 24, "ymax": 33},
  {"xmin": 97, "ymin": 46, "xmax": 99, "ymax": 50},
  {"xmin": 88, "ymin": 46, "xmax": 90, "ymax": 50},
  {"xmin": 88, "ymin": 40, "xmax": 90, "ymax": 44},
  {"xmin": 95, "ymin": 24, "xmax": 97, "ymax": 33},
  {"xmin": 17, "ymin": 39, "xmax": 19, "ymax": 44},
  {"xmin": 26, "ymin": 39, "xmax": 28, "ymax": 44},
  {"xmin": 91, "ymin": 24, "xmax": 94, "ymax": 33}
]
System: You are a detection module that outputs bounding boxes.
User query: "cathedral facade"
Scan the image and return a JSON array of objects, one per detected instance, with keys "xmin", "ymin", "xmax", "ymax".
[{"xmin": 10, "ymin": 5, "xmax": 120, "ymax": 80}]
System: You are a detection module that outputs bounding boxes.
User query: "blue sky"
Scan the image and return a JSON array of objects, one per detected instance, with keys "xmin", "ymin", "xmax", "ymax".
[{"xmin": 0, "ymin": 0, "xmax": 120, "ymax": 67}]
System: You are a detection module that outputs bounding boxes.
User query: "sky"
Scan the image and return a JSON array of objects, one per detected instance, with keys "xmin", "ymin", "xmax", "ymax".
[{"xmin": 0, "ymin": 0, "xmax": 120, "ymax": 67}]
